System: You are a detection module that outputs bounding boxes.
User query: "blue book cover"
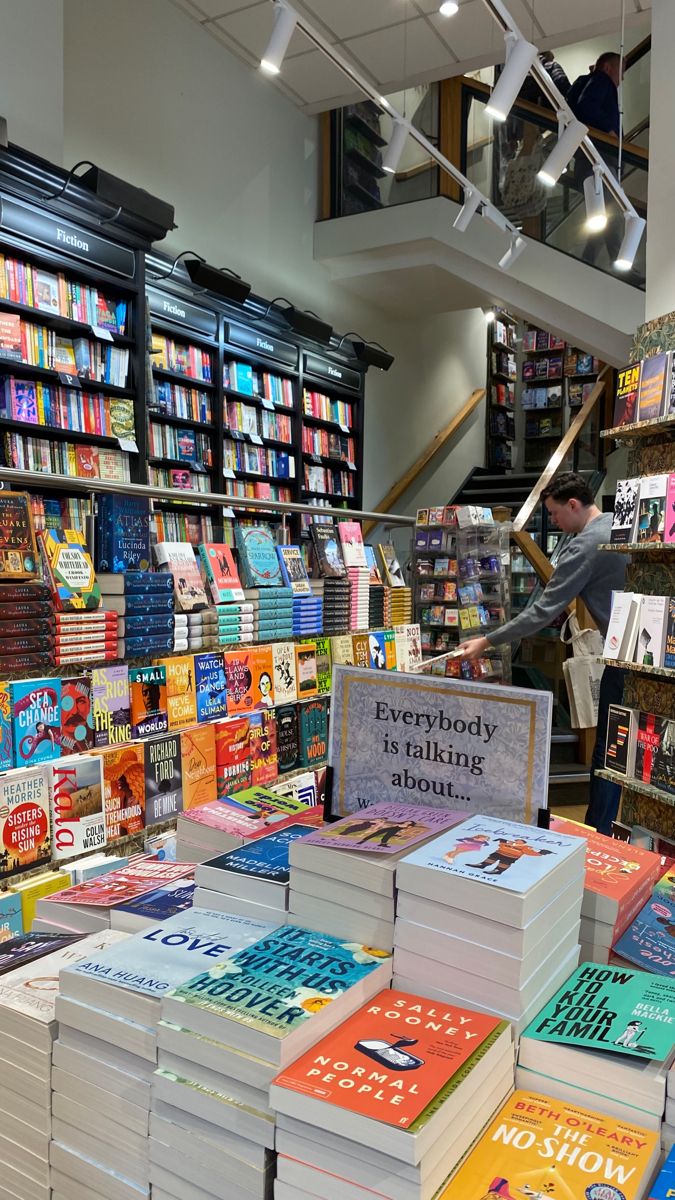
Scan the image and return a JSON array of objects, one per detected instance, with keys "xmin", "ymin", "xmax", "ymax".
[
  {"xmin": 0, "ymin": 892, "xmax": 23, "ymax": 940},
  {"xmin": 62, "ymin": 907, "xmax": 276, "ymax": 999},
  {"xmin": 368, "ymin": 632, "xmax": 387, "ymax": 670},
  {"xmin": 96, "ymin": 494, "xmax": 151, "ymax": 574},
  {"xmin": 124, "ymin": 635, "xmax": 175, "ymax": 655},
  {"xmin": 0, "ymin": 932, "xmax": 82, "ymax": 976},
  {"xmin": 122, "ymin": 594, "xmax": 175, "ymax": 614},
  {"xmin": 236, "ymin": 526, "xmax": 283, "ymax": 589},
  {"xmin": 195, "ymin": 652, "xmax": 228, "ymax": 721},
  {"xmin": 112, "ymin": 880, "xmax": 195, "ymax": 923},
  {"xmin": 165, "ymin": 925, "xmax": 391, "ymax": 1039},
  {"xmin": 649, "ymin": 1145, "xmax": 675, "ymax": 1199},
  {"xmin": 203, "ymin": 824, "xmax": 310, "ymax": 885},
  {"xmin": 123, "ymin": 572, "xmax": 174, "ymax": 595},
  {"xmin": 11, "ymin": 678, "xmax": 62, "ymax": 767},
  {"xmin": 614, "ymin": 872, "xmax": 675, "ymax": 976},
  {"xmin": 276, "ymin": 546, "xmax": 311, "ymax": 596},
  {"xmin": 123, "ymin": 615, "xmax": 175, "ymax": 634},
  {"xmin": 229, "ymin": 361, "xmax": 254, "ymax": 396}
]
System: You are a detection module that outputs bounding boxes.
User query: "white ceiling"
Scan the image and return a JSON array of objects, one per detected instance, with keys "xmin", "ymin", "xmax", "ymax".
[{"xmin": 173, "ymin": 0, "xmax": 651, "ymax": 112}]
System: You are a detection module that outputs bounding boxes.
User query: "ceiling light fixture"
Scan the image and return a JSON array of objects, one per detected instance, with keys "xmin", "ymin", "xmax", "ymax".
[
  {"xmin": 614, "ymin": 213, "xmax": 646, "ymax": 272},
  {"xmin": 485, "ymin": 32, "xmax": 538, "ymax": 122},
  {"xmin": 260, "ymin": 0, "xmax": 297, "ymax": 75},
  {"xmin": 453, "ymin": 187, "xmax": 482, "ymax": 231},
  {"xmin": 537, "ymin": 117, "xmax": 587, "ymax": 187},
  {"xmin": 498, "ymin": 235, "xmax": 527, "ymax": 271},
  {"xmin": 382, "ymin": 120, "xmax": 408, "ymax": 175},
  {"xmin": 583, "ymin": 166, "xmax": 607, "ymax": 233},
  {"xmin": 439, "ymin": 1, "xmax": 459, "ymax": 15}
]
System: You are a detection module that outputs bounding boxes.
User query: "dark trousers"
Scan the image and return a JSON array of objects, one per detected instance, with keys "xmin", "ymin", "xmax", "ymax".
[{"xmin": 585, "ymin": 665, "xmax": 627, "ymax": 835}]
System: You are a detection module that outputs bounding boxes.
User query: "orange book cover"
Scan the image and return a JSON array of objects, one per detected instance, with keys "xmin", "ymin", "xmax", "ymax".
[
  {"xmin": 352, "ymin": 633, "xmax": 369, "ymax": 669},
  {"xmin": 223, "ymin": 646, "xmax": 274, "ymax": 715},
  {"xmin": 550, "ymin": 815, "xmax": 663, "ymax": 932},
  {"xmin": 215, "ymin": 716, "xmax": 251, "ymax": 796},
  {"xmin": 272, "ymin": 989, "xmax": 502, "ymax": 1129},
  {"xmin": 180, "ymin": 724, "xmax": 217, "ymax": 810},
  {"xmin": 156, "ymin": 655, "xmax": 198, "ymax": 732},
  {"xmin": 294, "ymin": 642, "xmax": 318, "ymax": 698},
  {"xmin": 102, "ymin": 743, "xmax": 145, "ymax": 839},
  {"xmin": 438, "ymin": 1090, "xmax": 658, "ymax": 1200}
]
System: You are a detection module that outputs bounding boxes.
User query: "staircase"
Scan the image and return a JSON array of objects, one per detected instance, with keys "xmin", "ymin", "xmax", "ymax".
[{"xmin": 452, "ymin": 467, "xmax": 541, "ymax": 514}]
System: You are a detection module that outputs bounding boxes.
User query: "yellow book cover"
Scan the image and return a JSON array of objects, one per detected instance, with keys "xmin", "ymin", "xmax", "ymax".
[
  {"xmin": 12, "ymin": 873, "xmax": 71, "ymax": 931},
  {"xmin": 439, "ymin": 1090, "xmax": 658, "ymax": 1200},
  {"xmin": 352, "ymin": 633, "xmax": 369, "ymax": 669},
  {"xmin": 330, "ymin": 635, "xmax": 354, "ymax": 667},
  {"xmin": 36, "ymin": 382, "xmax": 45, "ymax": 424},
  {"xmin": 156, "ymin": 655, "xmax": 198, "ymax": 731}
]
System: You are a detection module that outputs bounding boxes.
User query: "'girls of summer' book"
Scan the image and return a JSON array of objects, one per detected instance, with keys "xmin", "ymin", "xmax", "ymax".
[
  {"xmin": 303, "ymin": 803, "xmax": 468, "ymax": 855},
  {"xmin": 235, "ymin": 524, "xmax": 283, "ymax": 588},
  {"xmin": 11, "ymin": 678, "xmax": 62, "ymax": 766},
  {"xmin": 250, "ymin": 710, "xmax": 278, "ymax": 786},
  {"xmin": 91, "ymin": 664, "xmax": 132, "ymax": 748},
  {"xmin": 39, "ymin": 528, "xmax": 101, "ymax": 611},
  {"xmin": 276, "ymin": 545, "xmax": 311, "ymax": 595},
  {"xmin": 194, "ymin": 652, "xmax": 228, "ymax": 722},
  {"xmin": 198, "ymin": 543, "xmax": 245, "ymax": 604},
  {"xmin": 50, "ymin": 753, "xmax": 106, "ymax": 860},
  {"xmin": 0, "ymin": 765, "xmax": 51, "ymax": 879},
  {"xmin": 129, "ymin": 665, "xmax": 168, "ymax": 738},
  {"xmin": 614, "ymin": 871, "xmax": 675, "ymax": 977}
]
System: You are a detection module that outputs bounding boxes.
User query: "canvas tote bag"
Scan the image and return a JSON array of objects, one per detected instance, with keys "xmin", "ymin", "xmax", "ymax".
[{"xmin": 560, "ymin": 613, "xmax": 605, "ymax": 728}]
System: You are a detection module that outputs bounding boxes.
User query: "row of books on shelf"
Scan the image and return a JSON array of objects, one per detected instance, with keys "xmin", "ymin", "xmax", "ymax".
[
  {"xmin": 151, "ymin": 333, "xmax": 212, "ymax": 381},
  {"xmin": 613, "ymin": 350, "xmax": 675, "ymax": 427},
  {"xmin": 228, "ymin": 479, "xmax": 293, "ymax": 504},
  {"xmin": 489, "ymin": 409, "xmax": 515, "ymax": 439},
  {"xmin": 522, "ymin": 327, "xmax": 565, "ymax": 352},
  {"xmin": 604, "ymin": 591, "xmax": 675, "ymax": 668},
  {"xmin": 301, "ymin": 425, "xmax": 355, "ymax": 461},
  {"xmin": 569, "ymin": 379, "xmax": 597, "ymax": 407},
  {"xmin": 223, "ymin": 439, "xmax": 295, "ymax": 479},
  {"xmin": 0, "ymin": 377, "xmax": 134, "ymax": 438},
  {"xmin": 67, "ymin": 338, "xmax": 129, "ymax": 387},
  {"xmin": 149, "ymin": 464, "xmax": 209, "ymax": 492},
  {"xmin": 525, "ymin": 415, "xmax": 561, "ymax": 439},
  {"xmin": 522, "ymin": 384, "xmax": 563, "ymax": 409},
  {"xmin": 150, "ymin": 379, "xmax": 212, "ymax": 423},
  {"xmin": 303, "ymin": 464, "xmax": 355, "ymax": 496},
  {"xmin": 523, "ymin": 353, "xmax": 563, "ymax": 380},
  {"xmin": 492, "ymin": 380, "xmax": 515, "ymax": 407},
  {"xmin": 491, "ymin": 348, "xmax": 516, "ymax": 379},
  {"xmin": 416, "ymin": 504, "xmax": 496, "ymax": 529},
  {"xmin": 224, "ymin": 360, "xmax": 294, "ymax": 407},
  {"xmin": 148, "ymin": 422, "xmax": 213, "ymax": 466},
  {"xmin": 492, "ymin": 316, "xmax": 516, "ymax": 348},
  {"xmin": 225, "ymin": 399, "xmax": 293, "ymax": 444},
  {"xmin": 610, "ymin": 474, "xmax": 675, "ymax": 545},
  {"xmin": 0, "ymin": 313, "xmax": 129, "ymax": 384},
  {"xmin": 605, "ymin": 702, "xmax": 675, "ymax": 798},
  {"xmin": 302, "ymin": 389, "xmax": 353, "ymax": 427},
  {"xmin": 0, "ymin": 253, "xmax": 127, "ymax": 332},
  {"xmin": 4, "ymin": 433, "xmax": 131, "ymax": 481}
]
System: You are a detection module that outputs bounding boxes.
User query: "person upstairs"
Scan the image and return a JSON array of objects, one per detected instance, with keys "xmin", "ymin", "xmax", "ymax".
[{"xmin": 568, "ymin": 51, "xmax": 622, "ymax": 137}]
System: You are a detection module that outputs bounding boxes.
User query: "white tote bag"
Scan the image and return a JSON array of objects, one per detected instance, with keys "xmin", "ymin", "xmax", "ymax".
[{"xmin": 560, "ymin": 613, "xmax": 605, "ymax": 728}]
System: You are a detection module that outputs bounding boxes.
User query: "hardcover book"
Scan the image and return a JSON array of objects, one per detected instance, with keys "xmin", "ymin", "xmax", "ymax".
[
  {"xmin": 0, "ymin": 765, "xmax": 51, "ymax": 878},
  {"xmin": 96, "ymin": 494, "xmax": 151, "ymax": 573},
  {"xmin": 603, "ymin": 591, "xmax": 639, "ymax": 660},
  {"xmin": 309, "ymin": 635, "xmax": 331, "ymax": 694},
  {"xmin": 298, "ymin": 697, "xmax": 328, "ymax": 769},
  {"xmin": 665, "ymin": 597, "xmax": 675, "ymax": 669},
  {"xmin": 636, "ymin": 474, "xmax": 669, "ymax": 543},
  {"xmin": 102, "ymin": 743, "xmax": 146, "ymax": 839},
  {"xmin": 378, "ymin": 542, "xmax": 406, "ymax": 588},
  {"xmin": 50, "ymin": 753, "xmax": 106, "ymax": 860},
  {"xmin": 215, "ymin": 716, "xmax": 251, "ymax": 795},
  {"xmin": 638, "ymin": 351, "xmax": 669, "ymax": 421},
  {"xmin": 337, "ymin": 521, "xmax": 367, "ymax": 569},
  {"xmin": 294, "ymin": 643, "xmax": 318, "ymax": 697},
  {"xmin": 153, "ymin": 541, "xmax": 208, "ymax": 612},
  {"xmin": 157, "ymin": 655, "xmax": 198, "ymax": 731},
  {"xmin": 194, "ymin": 651, "xmax": 228, "ymax": 722},
  {"xmin": 604, "ymin": 704, "xmax": 640, "ymax": 779},
  {"xmin": 235, "ymin": 525, "xmax": 283, "ymax": 588},
  {"xmin": 180, "ymin": 724, "xmax": 217, "ymax": 810},
  {"xmin": 613, "ymin": 362, "xmax": 641, "ymax": 426},
  {"xmin": 250, "ymin": 709, "xmax": 278, "ymax": 786},
  {"xmin": 202, "ymin": 823, "xmax": 309, "ymax": 887},
  {"xmin": 39, "ymin": 528, "xmax": 101, "ymax": 611},
  {"xmin": 309, "ymin": 523, "xmax": 346, "ymax": 577},
  {"xmin": 111, "ymin": 879, "xmax": 196, "ymax": 926},
  {"xmin": 129, "ymin": 664, "xmax": 168, "ymax": 738},
  {"xmin": 271, "ymin": 642, "xmax": 298, "ymax": 706},
  {"xmin": 276, "ymin": 704, "xmax": 299, "ymax": 773},
  {"xmin": 198, "ymin": 543, "xmax": 245, "ymax": 604},
  {"xmin": 48, "ymin": 860, "xmax": 195, "ymax": 912},
  {"xmin": 11, "ymin": 677, "xmax": 61, "ymax": 766},
  {"xmin": 614, "ymin": 871, "xmax": 675, "ymax": 977},
  {"xmin": 665, "ymin": 472, "xmax": 675, "ymax": 544},
  {"xmin": 635, "ymin": 712, "xmax": 674, "ymax": 791},
  {"xmin": 223, "ymin": 646, "xmax": 274, "ymax": 714},
  {"xmin": 91, "ymin": 664, "xmax": 131, "ymax": 748},
  {"xmin": 0, "ymin": 491, "xmax": 39, "ymax": 577},
  {"xmin": 610, "ymin": 477, "xmax": 640, "ymax": 545},
  {"xmin": 277, "ymin": 545, "xmax": 311, "ymax": 595},
  {"xmin": 60, "ymin": 675, "xmax": 94, "ymax": 752},
  {"xmin": 144, "ymin": 732, "xmax": 183, "ymax": 824},
  {"xmin": 303, "ymin": 803, "xmax": 468, "ymax": 854}
]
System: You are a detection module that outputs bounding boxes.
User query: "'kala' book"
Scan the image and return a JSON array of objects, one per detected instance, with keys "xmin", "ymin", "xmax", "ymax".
[{"xmin": 50, "ymin": 753, "xmax": 106, "ymax": 860}]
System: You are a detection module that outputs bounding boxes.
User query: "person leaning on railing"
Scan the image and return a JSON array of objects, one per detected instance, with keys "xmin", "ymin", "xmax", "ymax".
[{"xmin": 568, "ymin": 52, "xmax": 623, "ymax": 265}]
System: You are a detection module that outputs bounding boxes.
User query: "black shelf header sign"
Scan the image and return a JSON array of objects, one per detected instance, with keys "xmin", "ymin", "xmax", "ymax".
[
  {"xmin": 147, "ymin": 287, "xmax": 218, "ymax": 338},
  {"xmin": 0, "ymin": 195, "xmax": 136, "ymax": 278},
  {"xmin": 227, "ymin": 323, "xmax": 298, "ymax": 369},
  {"xmin": 303, "ymin": 352, "xmax": 361, "ymax": 392}
]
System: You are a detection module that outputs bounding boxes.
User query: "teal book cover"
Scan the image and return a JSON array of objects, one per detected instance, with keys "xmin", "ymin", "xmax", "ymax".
[
  {"xmin": 235, "ymin": 525, "xmax": 283, "ymax": 589},
  {"xmin": 523, "ymin": 961, "xmax": 675, "ymax": 1061},
  {"xmin": 165, "ymin": 924, "xmax": 390, "ymax": 1039}
]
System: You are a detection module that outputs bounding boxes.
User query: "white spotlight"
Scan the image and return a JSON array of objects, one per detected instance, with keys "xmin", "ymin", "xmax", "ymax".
[
  {"xmin": 453, "ymin": 187, "xmax": 482, "ymax": 231},
  {"xmin": 537, "ymin": 118, "xmax": 587, "ymax": 187},
  {"xmin": 260, "ymin": 1, "xmax": 297, "ymax": 75},
  {"xmin": 439, "ymin": 1, "xmax": 459, "ymax": 14},
  {"xmin": 614, "ymin": 213, "xmax": 646, "ymax": 272},
  {"xmin": 484, "ymin": 308, "xmax": 496, "ymax": 323},
  {"xmin": 499, "ymin": 235, "xmax": 527, "ymax": 271},
  {"xmin": 485, "ymin": 33, "xmax": 538, "ymax": 123},
  {"xmin": 382, "ymin": 120, "xmax": 408, "ymax": 175},
  {"xmin": 584, "ymin": 166, "xmax": 607, "ymax": 232}
]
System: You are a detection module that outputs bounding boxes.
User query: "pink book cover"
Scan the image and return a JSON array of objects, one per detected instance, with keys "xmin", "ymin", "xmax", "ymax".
[
  {"xmin": 665, "ymin": 474, "xmax": 675, "ymax": 544},
  {"xmin": 181, "ymin": 799, "xmax": 323, "ymax": 842},
  {"xmin": 338, "ymin": 521, "xmax": 367, "ymax": 569},
  {"xmin": 49, "ymin": 859, "xmax": 194, "ymax": 909},
  {"xmin": 301, "ymin": 803, "xmax": 468, "ymax": 855}
]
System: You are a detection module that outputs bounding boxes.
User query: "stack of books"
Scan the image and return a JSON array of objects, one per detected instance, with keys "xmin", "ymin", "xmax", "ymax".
[
  {"xmin": 0, "ymin": 930, "xmax": 126, "ymax": 1200},
  {"xmin": 98, "ymin": 571, "xmax": 174, "ymax": 658},
  {"xmin": 367, "ymin": 576, "xmax": 386, "ymax": 627},
  {"xmin": 314, "ymin": 577, "xmax": 350, "ymax": 634},
  {"xmin": 54, "ymin": 609, "xmax": 119, "ymax": 667},
  {"xmin": 185, "ymin": 608, "xmax": 219, "ymax": 653},
  {"xmin": 212, "ymin": 601, "xmax": 255, "ymax": 646},
  {"xmin": 245, "ymin": 587, "xmax": 294, "ymax": 642},
  {"xmin": 34, "ymin": 859, "xmax": 195, "ymax": 934},
  {"xmin": 152, "ymin": 925, "xmax": 392, "ymax": 1200},
  {"xmin": 393, "ymin": 815, "xmax": 586, "ymax": 1034},
  {"xmin": 390, "ymin": 584, "xmax": 413, "ymax": 625},
  {"xmin": 270, "ymin": 988, "xmax": 514, "ymax": 1200},
  {"xmin": 53, "ymin": 909, "xmax": 273, "ymax": 1200},
  {"xmin": 288, "ymin": 803, "xmax": 467, "ymax": 952},
  {"xmin": 0, "ymin": 581, "xmax": 56, "ymax": 673},
  {"xmin": 175, "ymin": 787, "xmax": 321, "ymax": 862},
  {"xmin": 613, "ymin": 870, "xmax": 675, "ymax": 977},
  {"xmin": 338, "ymin": 522, "xmax": 370, "ymax": 631},
  {"xmin": 516, "ymin": 961, "xmax": 675, "ymax": 1131},
  {"xmin": 292, "ymin": 591, "xmax": 323, "ymax": 636},
  {"xmin": 110, "ymin": 878, "xmax": 196, "ymax": 933},
  {"xmin": 193, "ymin": 824, "xmax": 310, "ymax": 923},
  {"xmin": 550, "ymin": 816, "xmax": 663, "ymax": 962},
  {"xmin": 10, "ymin": 869, "xmax": 73, "ymax": 932}
]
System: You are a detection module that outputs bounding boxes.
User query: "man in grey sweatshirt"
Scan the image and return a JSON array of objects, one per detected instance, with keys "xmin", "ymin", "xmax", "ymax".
[{"xmin": 458, "ymin": 472, "xmax": 626, "ymax": 834}]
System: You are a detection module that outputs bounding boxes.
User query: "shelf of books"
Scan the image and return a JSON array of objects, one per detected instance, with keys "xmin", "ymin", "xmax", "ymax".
[
  {"xmin": 300, "ymin": 350, "xmax": 364, "ymax": 531},
  {"xmin": 487, "ymin": 312, "xmax": 517, "ymax": 469},
  {"xmin": 601, "ymin": 323, "xmax": 675, "ymax": 838},
  {"xmin": 521, "ymin": 325, "xmax": 602, "ymax": 472}
]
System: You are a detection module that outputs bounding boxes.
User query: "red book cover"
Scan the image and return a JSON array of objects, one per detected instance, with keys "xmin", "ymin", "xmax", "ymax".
[
  {"xmin": 48, "ymin": 858, "xmax": 194, "ymax": 910},
  {"xmin": 223, "ymin": 646, "xmax": 274, "ymax": 715},
  {"xmin": 101, "ymin": 743, "xmax": 146, "ymax": 840},
  {"xmin": 198, "ymin": 543, "xmax": 245, "ymax": 605},
  {"xmin": 215, "ymin": 716, "xmax": 251, "ymax": 797}
]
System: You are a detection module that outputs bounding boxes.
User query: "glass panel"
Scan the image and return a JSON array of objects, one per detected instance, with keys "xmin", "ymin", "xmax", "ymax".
[{"xmin": 622, "ymin": 43, "xmax": 651, "ymax": 145}]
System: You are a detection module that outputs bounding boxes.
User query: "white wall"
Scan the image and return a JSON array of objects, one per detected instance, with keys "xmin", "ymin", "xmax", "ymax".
[{"xmin": 0, "ymin": 0, "xmax": 63, "ymax": 161}]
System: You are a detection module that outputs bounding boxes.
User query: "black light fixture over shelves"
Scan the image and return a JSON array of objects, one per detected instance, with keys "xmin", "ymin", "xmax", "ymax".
[
  {"xmin": 42, "ymin": 159, "xmax": 176, "ymax": 240},
  {"xmin": 337, "ymin": 332, "xmax": 395, "ymax": 372},
  {"xmin": 150, "ymin": 251, "xmax": 251, "ymax": 303},
  {"xmin": 265, "ymin": 297, "xmax": 333, "ymax": 345}
]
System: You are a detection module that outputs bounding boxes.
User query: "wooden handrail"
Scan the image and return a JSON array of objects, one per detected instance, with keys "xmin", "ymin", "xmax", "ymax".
[
  {"xmin": 362, "ymin": 387, "xmax": 485, "ymax": 536},
  {"xmin": 512, "ymin": 370, "xmax": 609, "ymax": 533}
]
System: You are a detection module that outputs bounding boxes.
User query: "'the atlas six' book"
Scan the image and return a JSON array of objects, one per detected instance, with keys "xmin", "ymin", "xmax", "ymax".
[
  {"xmin": 129, "ymin": 665, "xmax": 168, "ymax": 738},
  {"xmin": 50, "ymin": 753, "xmax": 106, "ymax": 860},
  {"xmin": 39, "ymin": 528, "xmax": 101, "ymax": 611},
  {"xmin": 0, "ymin": 765, "xmax": 51, "ymax": 878},
  {"xmin": 96, "ymin": 493, "xmax": 151, "ymax": 573}
]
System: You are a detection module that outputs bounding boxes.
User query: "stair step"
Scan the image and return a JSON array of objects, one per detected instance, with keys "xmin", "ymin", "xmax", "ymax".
[{"xmin": 549, "ymin": 770, "xmax": 591, "ymax": 785}]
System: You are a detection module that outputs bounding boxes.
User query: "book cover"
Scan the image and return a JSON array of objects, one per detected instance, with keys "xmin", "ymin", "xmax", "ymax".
[
  {"xmin": 378, "ymin": 543, "xmax": 406, "ymax": 588},
  {"xmin": 330, "ymin": 634, "xmax": 354, "ymax": 667},
  {"xmin": 91, "ymin": 664, "xmax": 131, "ymax": 748},
  {"xmin": 610, "ymin": 478, "xmax": 640, "ymax": 545},
  {"xmin": 524, "ymin": 961, "xmax": 675, "ymax": 1060},
  {"xmin": 635, "ymin": 712, "xmax": 672, "ymax": 790},
  {"xmin": 549, "ymin": 815, "xmax": 661, "ymax": 928},
  {"xmin": 112, "ymin": 879, "xmax": 196, "ymax": 924},
  {"xmin": 665, "ymin": 597, "xmax": 675, "ymax": 670},
  {"xmin": 194, "ymin": 651, "xmax": 228, "ymax": 722},
  {"xmin": 338, "ymin": 521, "xmax": 367, "ymax": 569},
  {"xmin": 665, "ymin": 473, "xmax": 675, "ymax": 545},
  {"xmin": 219, "ymin": 784, "xmax": 309, "ymax": 822},
  {"xmin": 0, "ymin": 891, "xmax": 22, "ymax": 941},
  {"xmin": 129, "ymin": 665, "xmax": 168, "ymax": 738},
  {"xmin": 144, "ymin": 732, "xmax": 183, "ymax": 824},
  {"xmin": 400, "ymin": 815, "xmax": 583, "ymax": 894},
  {"xmin": 295, "ymin": 644, "xmax": 318, "ymax": 698},
  {"xmin": 0, "ymin": 931, "xmax": 86, "ymax": 977},
  {"xmin": 215, "ymin": 716, "xmax": 251, "ymax": 796},
  {"xmin": 0, "ymin": 491, "xmax": 39, "ymax": 578},
  {"xmin": 0, "ymin": 680, "xmax": 12, "ymax": 771},
  {"xmin": 49, "ymin": 860, "xmax": 195, "ymax": 911},
  {"xmin": 96, "ymin": 494, "xmax": 151, "ymax": 573},
  {"xmin": 198, "ymin": 543, "xmax": 245, "ymax": 604},
  {"xmin": 180, "ymin": 724, "xmax": 217, "ymax": 810},
  {"xmin": 102, "ymin": 744, "xmax": 146, "ymax": 840},
  {"xmin": 250, "ymin": 709, "xmax": 278, "ymax": 786},
  {"xmin": 636, "ymin": 474, "xmax": 669, "ymax": 543},
  {"xmin": 203, "ymin": 823, "xmax": 309, "ymax": 886},
  {"xmin": 310, "ymin": 635, "xmax": 331, "ymax": 695},
  {"xmin": 649, "ymin": 1145, "xmax": 675, "ymax": 1200},
  {"xmin": 0, "ymin": 765, "xmax": 51, "ymax": 878},
  {"xmin": 223, "ymin": 646, "xmax": 274, "ymax": 714},
  {"xmin": 157, "ymin": 655, "xmax": 198, "ymax": 731},
  {"xmin": 613, "ymin": 362, "xmax": 641, "ymax": 427},
  {"xmin": 439, "ymin": 1089, "xmax": 658, "ymax": 1200},
  {"xmin": 180, "ymin": 799, "xmax": 274, "ymax": 843},
  {"xmin": 604, "ymin": 704, "xmax": 640, "ymax": 779},
  {"xmin": 277, "ymin": 704, "xmax": 299, "ymax": 773},
  {"xmin": 39, "ymin": 528, "xmax": 101, "ymax": 611},
  {"xmin": 638, "ymin": 351, "xmax": 669, "ymax": 421},
  {"xmin": 0, "ymin": 930, "xmax": 127, "ymax": 1019},
  {"xmin": 277, "ymin": 545, "xmax": 311, "ymax": 595},
  {"xmin": 11, "ymin": 677, "xmax": 61, "ymax": 766},
  {"xmin": 271, "ymin": 642, "xmax": 298, "ymax": 706},
  {"xmin": 636, "ymin": 594, "xmax": 669, "ymax": 667},
  {"xmin": 59, "ymin": 675, "xmax": 94, "ymax": 753},
  {"xmin": 272, "ymin": 989, "xmax": 503, "ymax": 1128},
  {"xmin": 352, "ymin": 633, "xmax": 370, "ymax": 669},
  {"xmin": 298, "ymin": 697, "xmax": 328, "ymax": 769},
  {"xmin": 309, "ymin": 523, "xmax": 346, "ymax": 578},
  {"xmin": 235, "ymin": 525, "xmax": 283, "ymax": 588},
  {"xmin": 50, "ymin": 753, "xmax": 106, "ymax": 860},
  {"xmin": 603, "ymin": 591, "xmax": 639, "ymax": 660},
  {"xmin": 368, "ymin": 631, "xmax": 387, "ymax": 670},
  {"xmin": 303, "ymin": 803, "xmax": 468, "ymax": 854},
  {"xmin": 614, "ymin": 871, "xmax": 675, "ymax": 977},
  {"xmin": 153, "ymin": 541, "xmax": 208, "ymax": 612},
  {"xmin": 165, "ymin": 925, "xmax": 391, "ymax": 1040}
]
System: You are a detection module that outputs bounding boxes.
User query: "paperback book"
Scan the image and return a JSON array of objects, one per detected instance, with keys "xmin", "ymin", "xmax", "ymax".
[
  {"xmin": 610, "ymin": 478, "xmax": 640, "ymax": 545},
  {"xmin": 0, "ymin": 491, "xmax": 39, "ymax": 577},
  {"xmin": 613, "ymin": 362, "xmax": 641, "ymax": 427},
  {"xmin": 180, "ymin": 724, "xmax": 217, "ymax": 810},
  {"xmin": 157, "ymin": 654, "xmax": 198, "ymax": 731},
  {"xmin": 0, "ymin": 765, "xmax": 51, "ymax": 878},
  {"xmin": 198, "ymin": 543, "xmax": 244, "ymax": 604},
  {"xmin": 48, "ymin": 859, "xmax": 195, "ymax": 912},
  {"xmin": 102, "ymin": 743, "xmax": 146, "ymax": 839},
  {"xmin": 154, "ymin": 541, "xmax": 208, "ymax": 612},
  {"xmin": 202, "ymin": 823, "xmax": 310, "ymax": 887},
  {"xmin": 235, "ymin": 524, "xmax": 283, "ymax": 588},
  {"xmin": 271, "ymin": 642, "xmax": 298, "ymax": 706},
  {"xmin": 144, "ymin": 732, "xmax": 183, "ymax": 823},
  {"xmin": 638, "ymin": 351, "xmax": 669, "ymax": 421},
  {"xmin": 50, "ymin": 752, "xmax": 106, "ymax": 860},
  {"xmin": 636, "ymin": 474, "xmax": 669, "ymax": 543},
  {"xmin": 223, "ymin": 646, "xmax": 275, "ymax": 714},
  {"xmin": 0, "ymin": 891, "xmax": 22, "ymax": 940},
  {"xmin": 129, "ymin": 664, "xmax": 168, "ymax": 738},
  {"xmin": 11, "ymin": 677, "xmax": 61, "ymax": 766},
  {"xmin": 39, "ymin": 527, "xmax": 101, "ymax": 610},
  {"xmin": 111, "ymin": 879, "xmax": 196, "ymax": 928},
  {"xmin": 277, "ymin": 545, "xmax": 311, "ymax": 595},
  {"xmin": 0, "ymin": 931, "xmax": 83, "ymax": 976},
  {"xmin": 614, "ymin": 871, "xmax": 675, "ymax": 976},
  {"xmin": 302, "ymin": 802, "xmax": 469, "ymax": 854},
  {"xmin": 337, "ymin": 521, "xmax": 367, "ymax": 569},
  {"xmin": 96, "ymin": 493, "xmax": 151, "ymax": 573},
  {"xmin": 298, "ymin": 697, "xmax": 328, "ymax": 768},
  {"xmin": 91, "ymin": 664, "xmax": 131, "ymax": 748},
  {"xmin": 250, "ymin": 709, "xmax": 278, "ymax": 785},
  {"xmin": 60, "ymin": 675, "xmax": 94, "ymax": 752},
  {"xmin": 194, "ymin": 651, "xmax": 228, "ymax": 722},
  {"xmin": 215, "ymin": 716, "xmax": 251, "ymax": 795}
]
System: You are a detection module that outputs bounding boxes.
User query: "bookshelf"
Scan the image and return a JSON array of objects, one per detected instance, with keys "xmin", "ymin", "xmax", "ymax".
[
  {"xmin": 486, "ymin": 312, "xmax": 517, "ymax": 470},
  {"xmin": 300, "ymin": 351, "xmax": 364, "ymax": 531},
  {"xmin": 341, "ymin": 101, "xmax": 386, "ymax": 215},
  {"xmin": 521, "ymin": 325, "xmax": 602, "ymax": 472}
]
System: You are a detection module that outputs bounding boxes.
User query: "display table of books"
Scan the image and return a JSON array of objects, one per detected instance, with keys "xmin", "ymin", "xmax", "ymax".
[{"xmin": 600, "ymin": 311, "xmax": 675, "ymax": 837}]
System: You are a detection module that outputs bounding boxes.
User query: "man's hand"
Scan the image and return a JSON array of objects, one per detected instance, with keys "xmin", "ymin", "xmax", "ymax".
[{"xmin": 456, "ymin": 635, "xmax": 489, "ymax": 661}]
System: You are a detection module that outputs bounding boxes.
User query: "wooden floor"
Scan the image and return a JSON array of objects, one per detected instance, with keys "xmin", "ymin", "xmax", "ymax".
[{"xmin": 551, "ymin": 803, "xmax": 587, "ymax": 824}]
